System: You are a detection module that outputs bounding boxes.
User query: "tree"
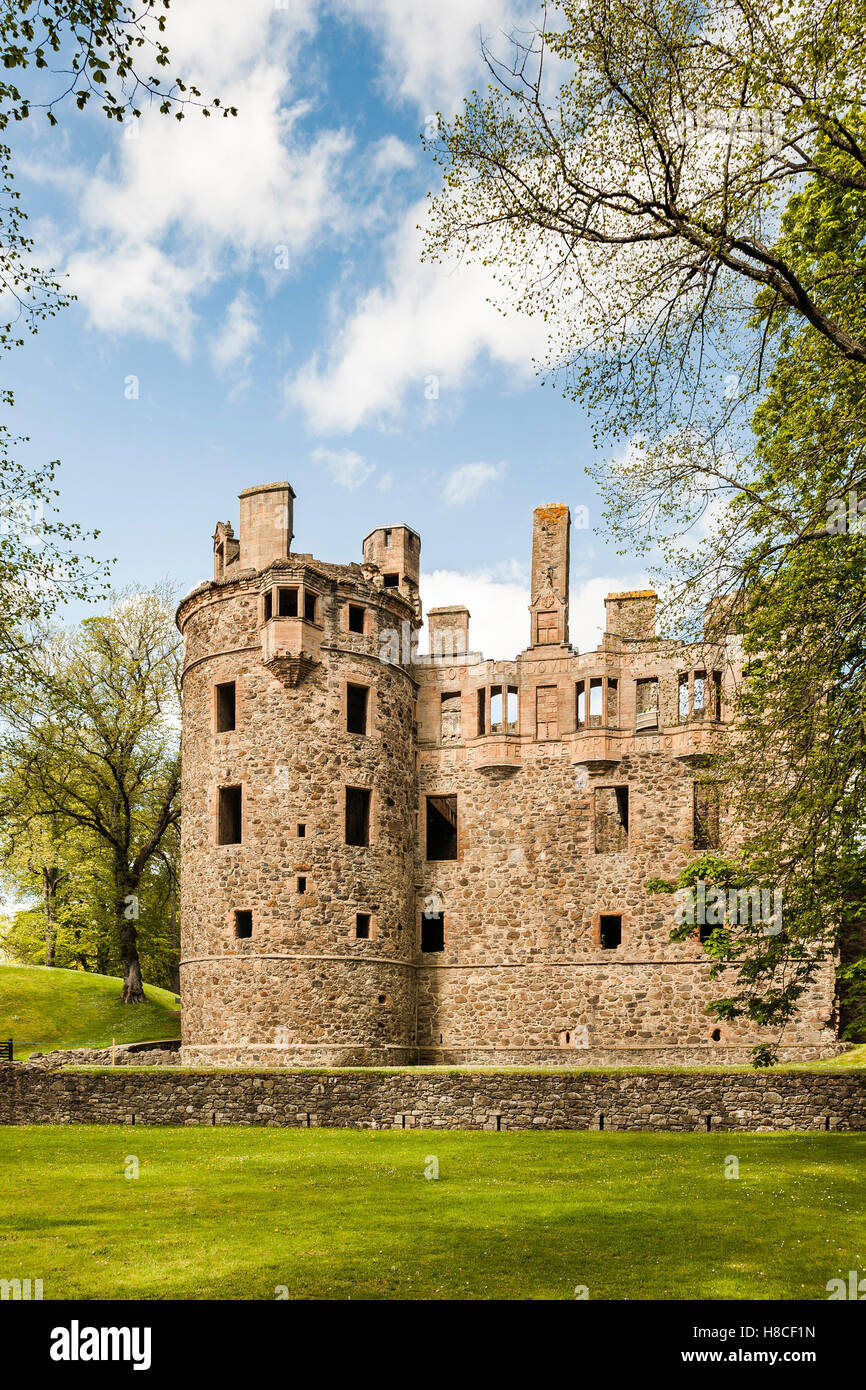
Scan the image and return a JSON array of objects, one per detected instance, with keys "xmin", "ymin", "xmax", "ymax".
[
  {"xmin": 425, "ymin": 0, "xmax": 866, "ymax": 437},
  {"xmin": 0, "ymin": 4, "xmax": 235, "ymax": 695},
  {"xmin": 0, "ymin": 587, "xmax": 181, "ymax": 1001}
]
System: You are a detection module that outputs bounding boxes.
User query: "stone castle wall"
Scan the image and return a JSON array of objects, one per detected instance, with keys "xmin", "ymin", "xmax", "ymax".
[
  {"xmin": 174, "ymin": 487, "xmax": 840, "ymax": 1068},
  {"xmin": 1, "ymin": 1065, "xmax": 863, "ymax": 1132}
]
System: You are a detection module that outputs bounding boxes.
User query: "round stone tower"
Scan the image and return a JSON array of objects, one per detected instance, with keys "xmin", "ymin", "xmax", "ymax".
[{"xmin": 177, "ymin": 483, "xmax": 422, "ymax": 1066}]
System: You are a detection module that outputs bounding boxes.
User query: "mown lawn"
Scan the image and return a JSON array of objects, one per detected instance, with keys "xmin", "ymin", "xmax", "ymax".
[
  {"xmin": 0, "ymin": 1127, "xmax": 862, "ymax": 1300},
  {"xmin": 0, "ymin": 964, "xmax": 180, "ymax": 1059}
]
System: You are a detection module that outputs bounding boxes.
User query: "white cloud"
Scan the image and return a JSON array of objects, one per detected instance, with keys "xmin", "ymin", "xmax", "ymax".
[
  {"xmin": 442, "ymin": 461, "xmax": 504, "ymax": 506},
  {"xmin": 311, "ymin": 447, "xmax": 377, "ymax": 490},
  {"xmin": 210, "ymin": 292, "xmax": 261, "ymax": 373},
  {"xmin": 334, "ymin": 0, "xmax": 538, "ymax": 114},
  {"xmin": 285, "ymin": 200, "xmax": 553, "ymax": 433}
]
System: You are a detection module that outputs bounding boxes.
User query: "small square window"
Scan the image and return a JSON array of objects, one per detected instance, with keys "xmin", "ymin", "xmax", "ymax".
[
  {"xmin": 421, "ymin": 913, "xmax": 444, "ymax": 952},
  {"xmin": 348, "ymin": 604, "xmax": 366, "ymax": 634},
  {"xmin": 383, "ymin": 573, "xmax": 400, "ymax": 588},
  {"xmin": 234, "ymin": 910, "xmax": 252, "ymax": 939},
  {"xmin": 356, "ymin": 913, "xmax": 371, "ymax": 939}
]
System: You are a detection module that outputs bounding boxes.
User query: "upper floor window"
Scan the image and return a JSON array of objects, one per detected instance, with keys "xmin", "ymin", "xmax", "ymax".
[
  {"xmin": 440, "ymin": 692, "xmax": 462, "ymax": 745},
  {"xmin": 304, "ymin": 591, "xmax": 318, "ymax": 622},
  {"xmin": 346, "ymin": 683, "xmax": 369, "ymax": 736},
  {"xmin": 576, "ymin": 676, "xmax": 618, "ymax": 730},
  {"xmin": 476, "ymin": 684, "xmax": 519, "ymax": 736},
  {"xmin": 215, "ymin": 681, "xmax": 236, "ymax": 733},
  {"xmin": 678, "ymin": 670, "xmax": 722, "ymax": 723},
  {"xmin": 635, "ymin": 678, "xmax": 659, "ymax": 731},
  {"xmin": 426, "ymin": 794, "xmax": 458, "ymax": 860},
  {"xmin": 218, "ymin": 785, "xmax": 243, "ymax": 845},
  {"xmin": 278, "ymin": 587, "xmax": 299, "ymax": 618},
  {"xmin": 348, "ymin": 604, "xmax": 366, "ymax": 634}
]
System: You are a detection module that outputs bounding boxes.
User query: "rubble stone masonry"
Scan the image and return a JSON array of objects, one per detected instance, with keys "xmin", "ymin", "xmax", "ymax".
[{"xmin": 174, "ymin": 485, "xmax": 842, "ymax": 1068}]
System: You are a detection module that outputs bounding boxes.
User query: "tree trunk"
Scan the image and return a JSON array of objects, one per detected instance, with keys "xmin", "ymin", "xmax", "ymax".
[
  {"xmin": 42, "ymin": 866, "xmax": 59, "ymax": 967},
  {"xmin": 116, "ymin": 870, "xmax": 146, "ymax": 1004}
]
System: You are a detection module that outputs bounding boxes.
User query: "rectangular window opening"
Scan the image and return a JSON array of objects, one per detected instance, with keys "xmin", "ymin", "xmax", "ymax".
[
  {"xmin": 694, "ymin": 670, "xmax": 706, "ymax": 714},
  {"xmin": 426, "ymin": 794, "xmax": 458, "ymax": 860},
  {"xmin": 440, "ymin": 691, "xmax": 462, "ymax": 745},
  {"xmin": 355, "ymin": 913, "xmax": 371, "ymax": 939},
  {"xmin": 303, "ymin": 590, "xmax": 318, "ymax": 622},
  {"xmin": 421, "ymin": 912, "xmax": 445, "ymax": 953},
  {"xmin": 383, "ymin": 572, "xmax": 400, "ymax": 588},
  {"xmin": 348, "ymin": 604, "xmax": 366, "ymax": 634},
  {"xmin": 477, "ymin": 687, "xmax": 487, "ymax": 735},
  {"xmin": 576, "ymin": 681, "xmax": 586, "ymax": 729},
  {"xmin": 215, "ymin": 681, "xmax": 236, "ymax": 733},
  {"xmin": 594, "ymin": 786, "xmax": 629, "ymax": 853},
  {"xmin": 506, "ymin": 686, "xmax": 519, "ymax": 732},
  {"xmin": 694, "ymin": 783, "xmax": 721, "ymax": 851},
  {"xmin": 678, "ymin": 673, "xmax": 690, "ymax": 722},
  {"xmin": 234, "ymin": 909, "xmax": 252, "ymax": 939},
  {"xmin": 297, "ymin": 823, "xmax": 306, "ymax": 838},
  {"xmin": 606, "ymin": 678, "xmax": 618, "ymax": 727},
  {"xmin": 218, "ymin": 785, "xmax": 243, "ymax": 845},
  {"xmin": 589, "ymin": 677, "xmax": 604, "ymax": 727},
  {"xmin": 600, "ymin": 914, "xmax": 622, "ymax": 949},
  {"xmin": 347, "ymin": 683, "xmax": 369, "ymax": 736},
  {"xmin": 345, "ymin": 787, "xmax": 372, "ymax": 846},
  {"xmin": 278, "ymin": 587, "xmax": 299, "ymax": 618},
  {"xmin": 297, "ymin": 876, "xmax": 307, "ymax": 894},
  {"xmin": 490, "ymin": 686, "xmax": 504, "ymax": 733},
  {"xmin": 712, "ymin": 670, "xmax": 722, "ymax": 720},
  {"xmin": 263, "ymin": 591, "xmax": 273, "ymax": 622},
  {"xmin": 635, "ymin": 678, "xmax": 659, "ymax": 730}
]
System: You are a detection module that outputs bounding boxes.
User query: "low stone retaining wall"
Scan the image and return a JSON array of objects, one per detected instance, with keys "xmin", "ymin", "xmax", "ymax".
[
  {"xmin": 25, "ymin": 1040, "xmax": 181, "ymax": 1069},
  {"xmin": 0, "ymin": 1065, "xmax": 864, "ymax": 1131}
]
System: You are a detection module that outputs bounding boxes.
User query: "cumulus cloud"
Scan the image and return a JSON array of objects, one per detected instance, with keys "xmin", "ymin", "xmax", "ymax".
[
  {"xmin": 210, "ymin": 292, "xmax": 261, "ymax": 373},
  {"xmin": 285, "ymin": 200, "xmax": 553, "ymax": 433},
  {"xmin": 311, "ymin": 447, "xmax": 377, "ymax": 490},
  {"xmin": 442, "ymin": 461, "xmax": 504, "ymax": 506}
]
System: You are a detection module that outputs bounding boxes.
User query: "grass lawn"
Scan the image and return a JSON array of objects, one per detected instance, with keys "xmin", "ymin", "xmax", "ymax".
[
  {"xmin": 0, "ymin": 964, "xmax": 180, "ymax": 1059},
  {"xmin": 0, "ymin": 1127, "xmax": 863, "ymax": 1300}
]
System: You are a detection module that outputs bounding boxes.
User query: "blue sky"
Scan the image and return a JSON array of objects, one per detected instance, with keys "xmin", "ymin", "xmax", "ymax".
[{"xmin": 6, "ymin": 0, "xmax": 647, "ymax": 660}]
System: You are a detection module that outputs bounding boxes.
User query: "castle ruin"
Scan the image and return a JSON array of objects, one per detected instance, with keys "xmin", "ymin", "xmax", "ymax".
[{"xmin": 176, "ymin": 483, "xmax": 838, "ymax": 1066}]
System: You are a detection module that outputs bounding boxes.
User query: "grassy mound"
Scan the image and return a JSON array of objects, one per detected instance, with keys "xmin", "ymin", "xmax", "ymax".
[{"xmin": 0, "ymin": 964, "xmax": 180, "ymax": 1060}]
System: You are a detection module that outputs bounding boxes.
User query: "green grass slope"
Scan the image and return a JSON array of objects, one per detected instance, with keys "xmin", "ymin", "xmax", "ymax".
[
  {"xmin": 0, "ymin": 964, "xmax": 180, "ymax": 1059},
  {"xmin": 0, "ymin": 1128, "xmax": 863, "ymax": 1299}
]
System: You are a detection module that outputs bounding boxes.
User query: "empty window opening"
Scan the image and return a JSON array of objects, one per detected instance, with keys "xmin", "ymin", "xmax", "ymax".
[
  {"xmin": 377, "ymin": 993, "xmax": 388, "ymax": 1005},
  {"xmin": 712, "ymin": 670, "xmax": 722, "ymax": 720},
  {"xmin": 635, "ymin": 678, "xmax": 658, "ymax": 730},
  {"xmin": 506, "ymin": 687, "xmax": 519, "ymax": 732},
  {"xmin": 678, "ymin": 673, "xmax": 690, "ymax": 721},
  {"xmin": 600, "ymin": 914, "xmax": 622, "ymax": 949},
  {"xmin": 348, "ymin": 604, "xmax": 366, "ymax": 634},
  {"xmin": 426, "ymin": 794, "xmax": 458, "ymax": 860},
  {"xmin": 589, "ymin": 678, "xmax": 604, "ymax": 727},
  {"xmin": 607, "ymin": 678, "xmax": 618, "ymax": 726},
  {"xmin": 278, "ymin": 587, "xmax": 299, "ymax": 618},
  {"xmin": 711, "ymin": 1028, "xmax": 722, "ymax": 1042},
  {"xmin": 594, "ymin": 787, "xmax": 629, "ymax": 853},
  {"xmin": 576, "ymin": 682, "xmax": 586, "ymax": 729},
  {"xmin": 440, "ymin": 691, "xmax": 462, "ymax": 745},
  {"xmin": 297, "ymin": 823, "xmax": 306, "ymax": 838},
  {"xmin": 218, "ymin": 785, "xmax": 243, "ymax": 845},
  {"xmin": 215, "ymin": 681, "xmax": 236, "ymax": 733},
  {"xmin": 490, "ymin": 687, "xmax": 504, "ymax": 732},
  {"xmin": 383, "ymin": 573, "xmax": 400, "ymax": 588},
  {"xmin": 694, "ymin": 671, "xmax": 706, "ymax": 713},
  {"xmin": 355, "ymin": 913, "xmax": 371, "ymax": 939},
  {"xmin": 421, "ymin": 913, "xmax": 445, "ymax": 952},
  {"xmin": 347, "ymin": 683, "xmax": 369, "ymax": 736},
  {"xmin": 297, "ymin": 877, "xmax": 307, "ymax": 894},
  {"xmin": 536, "ymin": 685, "xmax": 559, "ymax": 740},
  {"xmin": 477, "ymin": 687, "xmax": 487, "ymax": 735},
  {"xmin": 384, "ymin": 529, "xmax": 392, "ymax": 547},
  {"xmin": 234, "ymin": 910, "xmax": 252, "ymax": 939},
  {"xmin": 304, "ymin": 590, "xmax": 318, "ymax": 622},
  {"xmin": 345, "ymin": 787, "xmax": 372, "ymax": 846},
  {"xmin": 699, "ymin": 921, "xmax": 714, "ymax": 944},
  {"xmin": 694, "ymin": 783, "xmax": 721, "ymax": 851},
  {"xmin": 263, "ymin": 591, "xmax": 273, "ymax": 622}
]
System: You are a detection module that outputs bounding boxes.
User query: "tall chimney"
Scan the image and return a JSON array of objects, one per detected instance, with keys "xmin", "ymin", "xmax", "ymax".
[
  {"xmin": 238, "ymin": 482, "xmax": 296, "ymax": 572},
  {"xmin": 529, "ymin": 504, "xmax": 570, "ymax": 648}
]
